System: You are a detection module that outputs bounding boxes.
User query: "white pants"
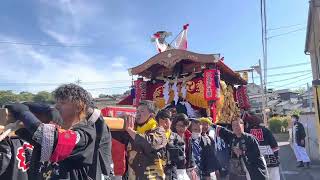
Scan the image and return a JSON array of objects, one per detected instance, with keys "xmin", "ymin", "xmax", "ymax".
[
  {"xmin": 293, "ymin": 143, "xmax": 311, "ymax": 162},
  {"xmin": 268, "ymin": 167, "xmax": 280, "ymax": 180}
]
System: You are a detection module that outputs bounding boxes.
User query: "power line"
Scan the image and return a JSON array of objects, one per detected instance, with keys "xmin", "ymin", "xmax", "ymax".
[
  {"xmin": 269, "ymin": 76, "xmax": 312, "ymax": 89},
  {"xmin": 267, "ymin": 23, "xmax": 305, "ymax": 31},
  {"xmin": 267, "ymin": 73, "xmax": 311, "ymax": 84},
  {"xmin": 267, "ymin": 27, "xmax": 306, "ymax": 39},
  {"xmin": 287, "ymin": 83, "xmax": 309, "ymax": 89},
  {"xmin": 253, "ymin": 70, "xmax": 312, "ymax": 79},
  {"xmin": 267, "ymin": 62, "xmax": 310, "ymax": 70}
]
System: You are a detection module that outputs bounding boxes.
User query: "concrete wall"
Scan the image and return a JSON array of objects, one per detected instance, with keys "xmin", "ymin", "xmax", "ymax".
[{"xmin": 300, "ymin": 112, "xmax": 320, "ymax": 160}]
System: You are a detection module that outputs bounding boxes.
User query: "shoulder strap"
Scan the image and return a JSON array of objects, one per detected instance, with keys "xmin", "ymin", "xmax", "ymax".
[{"xmin": 88, "ymin": 116, "xmax": 106, "ymax": 178}]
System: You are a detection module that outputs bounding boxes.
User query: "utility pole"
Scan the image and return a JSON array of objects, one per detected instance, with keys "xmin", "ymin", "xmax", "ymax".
[
  {"xmin": 259, "ymin": 59, "xmax": 267, "ymax": 125},
  {"xmin": 263, "ymin": 0, "xmax": 268, "ymax": 92},
  {"xmin": 260, "ymin": 0, "xmax": 268, "ymax": 125}
]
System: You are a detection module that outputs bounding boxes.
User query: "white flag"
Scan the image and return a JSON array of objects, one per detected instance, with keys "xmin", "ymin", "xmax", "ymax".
[{"xmin": 175, "ymin": 24, "xmax": 189, "ymax": 50}]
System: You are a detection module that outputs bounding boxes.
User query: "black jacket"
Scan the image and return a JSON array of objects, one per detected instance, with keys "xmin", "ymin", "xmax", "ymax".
[
  {"xmin": 164, "ymin": 132, "xmax": 195, "ymax": 180},
  {"xmin": 216, "ymin": 126, "xmax": 268, "ymax": 180},
  {"xmin": 249, "ymin": 126, "xmax": 280, "ymax": 167},
  {"xmin": 18, "ymin": 118, "xmax": 112, "ymax": 180},
  {"xmin": 16, "ymin": 114, "xmax": 112, "ymax": 180},
  {"xmin": 0, "ymin": 136, "xmax": 33, "ymax": 180},
  {"xmin": 294, "ymin": 121, "xmax": 306, "ymax": 147}
]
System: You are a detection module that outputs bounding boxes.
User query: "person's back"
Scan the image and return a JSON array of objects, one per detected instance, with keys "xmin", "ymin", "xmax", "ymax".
[{"xmin": 0, "ymin": 136, "xmax": 33, "ymax": 180}]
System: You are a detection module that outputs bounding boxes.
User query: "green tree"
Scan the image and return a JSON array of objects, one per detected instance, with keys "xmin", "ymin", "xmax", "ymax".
[
  {"xmin": 268, "ymin": 118, "xmax": 283, "ymax": 133},
  {"xmin": 291, "ymin": 109, "xmax": 301, "ymax": 116},
  {"xmin": 33, "ymin": 91, "xmax": 53, "ymax": 103},
  {"xmin": 99, "ymin": 94, "xmax": 108, "ymax": 98},
  {"xmin": 0, "ymin": 90, "xmax": 19, "ymax": 105},
  {"xmin": 18, "ymin": 91, "xmax": 35, "ymax": 102}
]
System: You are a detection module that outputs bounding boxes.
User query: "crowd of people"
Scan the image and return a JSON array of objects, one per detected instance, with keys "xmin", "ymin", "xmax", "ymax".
[{"xmin": 0, "ymin": 83, "xmax": 286, "ymax": 180}]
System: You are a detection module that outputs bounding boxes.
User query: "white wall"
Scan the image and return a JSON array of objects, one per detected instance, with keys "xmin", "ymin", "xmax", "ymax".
[{"xmin": 299, "ymin": 113, "xmax": 320, "ymax": 161}]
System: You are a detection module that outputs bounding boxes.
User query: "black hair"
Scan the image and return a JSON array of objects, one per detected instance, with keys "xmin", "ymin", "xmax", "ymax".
[
  {"xmin": 291, "ymin": 114, "xmax": 299, "ymax": 121},
  {"xmin": 231, "ymin": 118, "xmax": 244, "ymax": 124},
  {"xmin": 53, "ymin": 83, "xmax": 92, "ymax": 112},
  {"xmin": 155, "ymin": 109, "xmax": 171, "ymax": 122},
  {"xmin": 171, "ymin": 113, "xmax": 190, "ymax": 132}
]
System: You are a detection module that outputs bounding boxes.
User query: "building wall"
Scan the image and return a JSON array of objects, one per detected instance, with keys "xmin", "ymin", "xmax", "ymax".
[
  {"xmin": 306, "ymin": 1, "xmax": 320, "ymax": 160},
  {"xmin": 309, "ymin": 5, "xmax": 320, "ymax": 79},
  {"xmin": 300, "ymin": 112, "xmax": 320, "ymax": 160}
]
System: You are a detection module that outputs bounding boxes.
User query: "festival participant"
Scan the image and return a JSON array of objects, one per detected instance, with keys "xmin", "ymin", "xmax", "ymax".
[
  {"xmin": 0, "ymin": 125, "xmax": 33, "ymax": 180},
  {"xmin": 5, "ymin": 83, "xmax": 112, "ymax": 180},
  {"xmin": 112, "ymin": 100, "xmax": 167, "ymax": 180},
  {"xmin": 247, "ymin": 115, "xmax": 280, "ymax": 180},
  {"xmin": 291, "ymin": 114, "xmax": 311, "ymax": 168},
  {"xmin": 0, "ymin": 104, "xmax": 62, "ymax": 180},
  {"xmin": 214, "ymin": 118, "xmax": 269, "ymax": 180},
  {"xmin": 156, "ymin": 110, "xmax": 192, "ymax": 180},
  {"xmin": 189, "ymin": 118, "xmax": 221, "ymax": 180},
  {"xmin": 170, "ymin": 113, "xmax": 198, "ymax": 179}
]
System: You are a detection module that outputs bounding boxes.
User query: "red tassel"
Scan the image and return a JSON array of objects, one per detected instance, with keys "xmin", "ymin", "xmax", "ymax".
[{"xmin": 183, "ymin": 24, "xmax": 189, "ymax": 30}]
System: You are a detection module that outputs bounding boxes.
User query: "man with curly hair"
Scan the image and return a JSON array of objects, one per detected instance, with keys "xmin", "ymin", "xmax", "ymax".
[{"xmin": 5, "ymin": 83, "xmax": 112, "ymax": 180}]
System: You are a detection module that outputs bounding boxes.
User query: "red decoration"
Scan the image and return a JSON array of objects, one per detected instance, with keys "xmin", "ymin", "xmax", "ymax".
[
  {"xmin": 50, "ymin": 129, "xmax": 77, "ymax": 162},
  {"xmin": 210, "ymin": 103, "xmax": 217, "ymax": 123},
  {"xmin": 134, "ymin": 78, "xmax": 147, "ymax": 107},
  {"xmin": 16, "ymin": 143, "xmax": 33, "ymax": 172},
  {"xmin": 117, "ymin": 95, "xmax": 133, "ymax": 106},
  {"xmin": 236, "ymin": 85, "xmax": 250, "ymax": 110},
  {"xmin": 112, "ymin": 139, "xmax": 127, "ymax": 176},
  {"xmin": 183, "ymin": 24, "xmax": 189, "ymax": 30},
  {"xmin": 204, "ymin": 69, "xmax": 220, "ymax": 101},
  {"xmin": 146, "ymin": 81, "xmax": 164, "ymax": 100}
]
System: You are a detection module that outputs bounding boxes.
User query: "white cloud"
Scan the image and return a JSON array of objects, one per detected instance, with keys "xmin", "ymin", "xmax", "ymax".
[
  {"xmin": 0, "ymin": 36, "xmax": 131, "ymax": 97},
  {"xmin": 0, "ymin": 1, "xmax": 155, "ymax": 97},
  {"xmin": 111, "ymin": 56, "xmax": 128, "ymax": 68},
  {"xmin": 38, "ymin": 0, "xmax": 154, "ymax": 55}
]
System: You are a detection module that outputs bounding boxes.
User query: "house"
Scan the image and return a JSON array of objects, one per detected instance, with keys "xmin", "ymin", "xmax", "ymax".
[
  {"xmin": 247, "ymin": 83, "xmax": 262, "ymax": 95},
  {"xmin": 274, "ymin": 89, "xmax": 299, "ymax": 101},
  {"xmin": 274, "ymin": 100, "xmax": 303, "ymax": 115},
  {"xmin": 304, "ymin": 0, "xmax": 320, "ymax": 160},
  {"xmin": 247, "ymin": 83, "xmax": 263, "ymax": 113},
  {"xmin": 247, "ymin": 83, "xmax": 280, "ymax": 113}
]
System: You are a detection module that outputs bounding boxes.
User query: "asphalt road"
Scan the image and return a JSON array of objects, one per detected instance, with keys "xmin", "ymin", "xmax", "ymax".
[{"xmin": 279, "ymin": 142, "xmax": 320, "ymax": 180}]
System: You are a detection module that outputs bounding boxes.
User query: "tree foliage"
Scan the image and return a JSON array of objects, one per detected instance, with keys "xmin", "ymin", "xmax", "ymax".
[
  {"xmin": 268, "ymin": 116, "xmax": 291, "ymax": 133},
  {"xmin": 0, "ymin": 90, "xmax": 54, "ymax": 105}
]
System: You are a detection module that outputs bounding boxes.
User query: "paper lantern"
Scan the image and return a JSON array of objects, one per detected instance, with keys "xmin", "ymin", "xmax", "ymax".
[{"xmin": 204, "ymin": 69, "xmax": 220, "ymax": 101}]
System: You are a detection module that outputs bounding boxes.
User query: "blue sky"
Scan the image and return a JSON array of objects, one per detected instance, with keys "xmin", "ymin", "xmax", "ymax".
[{"xmin": 0, "ymin": 0, "xmax": 312, "ymax": 96}]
